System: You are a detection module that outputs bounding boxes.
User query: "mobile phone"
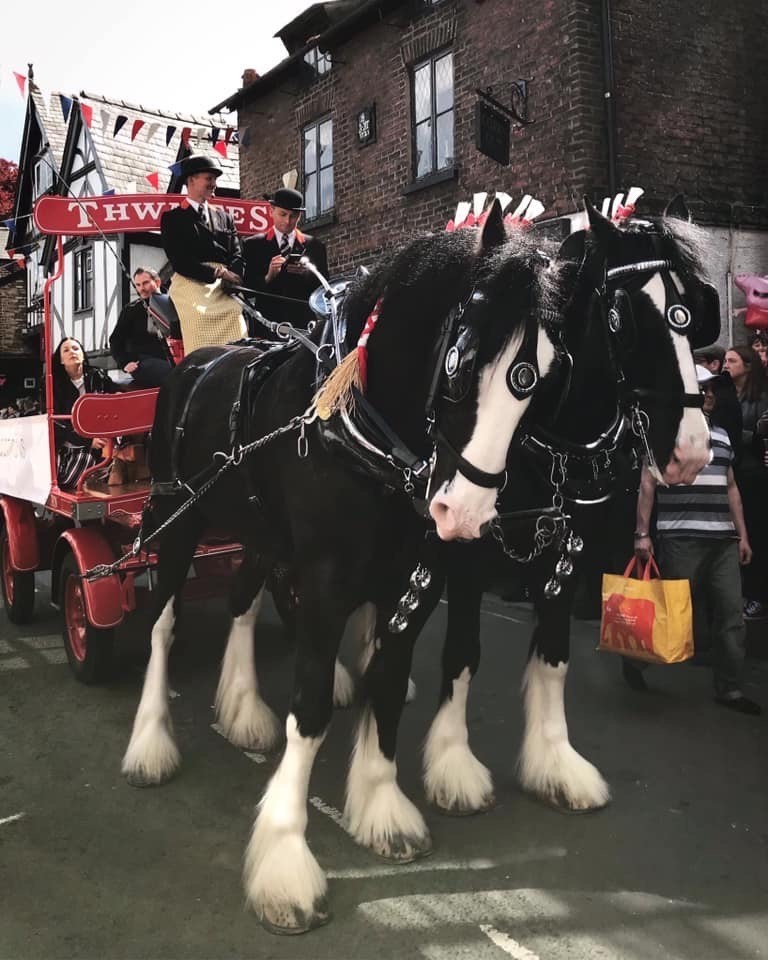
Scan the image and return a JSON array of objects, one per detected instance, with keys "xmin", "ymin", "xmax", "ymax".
[{"xmin": 285, "ymin": 252, "xmax": 304, "ymax": 263}]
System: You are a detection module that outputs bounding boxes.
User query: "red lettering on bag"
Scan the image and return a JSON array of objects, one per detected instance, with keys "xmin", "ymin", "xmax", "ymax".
[{"xmin": 601, "ymin": 594, "xmax": 656, "ymax": 653}]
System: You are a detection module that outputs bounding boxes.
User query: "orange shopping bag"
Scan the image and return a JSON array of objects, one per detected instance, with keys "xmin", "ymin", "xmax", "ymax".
[{"xmin": 599, "ymin": 556, "xmax": 693, "ymax": 664}]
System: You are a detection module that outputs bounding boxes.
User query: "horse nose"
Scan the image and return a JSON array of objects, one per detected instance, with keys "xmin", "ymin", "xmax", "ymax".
[{"xmin": 429, "ymin": 497, "xmax": 462, "ymax": 541}]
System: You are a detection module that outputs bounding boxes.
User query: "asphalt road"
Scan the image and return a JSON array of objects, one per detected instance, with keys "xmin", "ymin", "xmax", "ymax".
[{"xmin": 2, "ymin": 575, "xmax": 767, "ymax": 960}]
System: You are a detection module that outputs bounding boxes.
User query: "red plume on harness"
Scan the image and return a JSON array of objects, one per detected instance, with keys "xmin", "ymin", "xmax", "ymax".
[
  {"xmin": 357, "ymin": 297, "xmax": 383, "ymax": 390},
  {"xmin": 607, "ymin": 187, "xmax": 644, "ymax": 223}
]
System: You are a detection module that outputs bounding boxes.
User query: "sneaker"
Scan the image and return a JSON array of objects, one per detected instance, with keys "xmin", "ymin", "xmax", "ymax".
[
  {"xmin": 715, "ymin": 694, "xmax": 762, "ymax": 716},
  {"xmin": 743, "ymin": 599, "xmax": 768, "ymax": 621}
]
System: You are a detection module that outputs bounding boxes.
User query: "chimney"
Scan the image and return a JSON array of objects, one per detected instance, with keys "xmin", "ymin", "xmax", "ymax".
[{"xmin": 241, "ymin": 68, "xmax": 260, "ymax": 87}]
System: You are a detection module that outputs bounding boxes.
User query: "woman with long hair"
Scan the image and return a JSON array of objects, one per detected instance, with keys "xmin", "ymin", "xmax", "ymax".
[
  {"xmin": 723, "ymin": 344, "xmax": 768, "ymax": 619},
  {"xmin": 52, "ymin": 337, "xmax": 119, "ymax": 488}
]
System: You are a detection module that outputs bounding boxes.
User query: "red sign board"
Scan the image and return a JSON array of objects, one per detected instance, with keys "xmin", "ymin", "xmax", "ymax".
[{"xmin": 33, "ymin": 194, "xmax": 273, "ymax": 237}]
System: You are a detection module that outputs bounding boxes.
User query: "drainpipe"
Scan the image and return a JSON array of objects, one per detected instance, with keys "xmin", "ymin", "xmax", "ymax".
[{"xmin": 600, "ymin": 0, "xmax": 618, "ymax": 197}]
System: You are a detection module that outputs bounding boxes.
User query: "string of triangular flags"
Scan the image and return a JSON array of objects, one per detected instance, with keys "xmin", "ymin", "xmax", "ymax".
[{"xmin": 6, "ymin": 68, "xmax": 252, "ymax": 159}]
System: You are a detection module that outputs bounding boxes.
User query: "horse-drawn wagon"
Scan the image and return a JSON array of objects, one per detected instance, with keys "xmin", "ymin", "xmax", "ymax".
[{"xmin": 0, "ymin": 192, "xmax": 273, "ymax": 682}]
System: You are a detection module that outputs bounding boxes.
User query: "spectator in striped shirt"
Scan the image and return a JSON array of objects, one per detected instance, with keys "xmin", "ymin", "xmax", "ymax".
[{"xmin": 623, "ymin": 366, "xmax": 761, "ymax": 715}]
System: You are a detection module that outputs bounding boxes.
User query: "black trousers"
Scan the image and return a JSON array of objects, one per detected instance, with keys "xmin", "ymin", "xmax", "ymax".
[{"xmin": 131, "ymin": 357, "xmax": 173, "ymax": 388}]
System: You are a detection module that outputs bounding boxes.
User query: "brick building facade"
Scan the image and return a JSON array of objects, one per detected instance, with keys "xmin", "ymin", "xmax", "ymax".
[{"xmin": 217, "ymin": 0, "xmax": 767, "ymax": 339}]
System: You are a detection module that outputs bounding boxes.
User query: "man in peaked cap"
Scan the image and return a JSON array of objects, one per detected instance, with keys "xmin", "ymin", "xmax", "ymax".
[
  {"xmin": 243, "ymin": 187, "xmax": 329, "ymax": 332},
  {"xmin": 160, "ymin": 153, "xmax": 246, "ymax": 353}
]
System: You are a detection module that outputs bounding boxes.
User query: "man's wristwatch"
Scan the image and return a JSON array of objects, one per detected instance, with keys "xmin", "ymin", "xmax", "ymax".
[{"xmin": 633, "ymin": 531, "xmax": 650, "ymax": 539}]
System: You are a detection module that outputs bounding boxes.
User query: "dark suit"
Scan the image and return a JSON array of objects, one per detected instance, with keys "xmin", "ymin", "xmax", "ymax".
[
  {"xmin": 160, "ymin": 202, "xmax": 244, "ymax": 284},
  {"xmin": 243, "ymin": 228, "xmax": 329, "ymax": 330},
  {"xmin": 109, "ymin": 297, "xmax": 172, "ymax": 387}
]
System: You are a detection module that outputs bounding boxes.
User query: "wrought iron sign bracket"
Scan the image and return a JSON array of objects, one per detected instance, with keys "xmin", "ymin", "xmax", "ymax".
[{"xmin": 476, "ymin": 81, "xmax": 533, "ymax": 126}]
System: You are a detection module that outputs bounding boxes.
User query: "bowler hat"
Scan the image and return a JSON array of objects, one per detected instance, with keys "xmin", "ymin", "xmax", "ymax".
[
  {"xmin": 269, "ymin": 187, "xmax": 305, "ymax": 211},
  {"xmin": 181, "ymin": 154, "xmax": 223, "ymax": 180}
]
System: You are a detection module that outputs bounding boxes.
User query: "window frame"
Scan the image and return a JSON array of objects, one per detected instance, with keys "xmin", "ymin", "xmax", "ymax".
[
  {"xmin": 411, "ymin": 48, "xmax": 455, "ymax": 181},
  {"xmin": 303, "ymin": 45, "xmax": 332, "ymax": 78},
  {"xmin": 301, "ymin": 116, "xmax": 335, "ymax": 224},
  {"xmin": 73, "ymin": 244, "xmax": 94, "ymax": 314}
]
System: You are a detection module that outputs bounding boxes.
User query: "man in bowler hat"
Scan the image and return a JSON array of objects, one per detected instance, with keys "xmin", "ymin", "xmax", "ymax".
[
  {"xmin": 160, "ymin": 154, "xmax": 246, "ymax": 353},
  {"xmin": 243, "ymin": 187, "xmax": 329, "ymax": 332}
]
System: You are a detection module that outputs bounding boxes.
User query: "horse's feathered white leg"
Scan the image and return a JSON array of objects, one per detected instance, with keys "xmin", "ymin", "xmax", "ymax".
[
  {"xmin": 345, "ymin": 707, "xmax": 432, "ymax": 861},
  {"xmin": 423, "ymin": 668, "xmax": 494, "ymax": 814},
  {"xmin": 215, "ymin": 590, "xmax": 280, "ymax": 751},
  {"xmin": 122, "ymin": 598, "xmax": 180, "ymax": 786},
  {"xmin": 518, "ymin": 656, "xmax": 610, "ymax": 810},
  {"xmin": 244, "ymin": 714, "xmax": 328, "ymax": 933}
]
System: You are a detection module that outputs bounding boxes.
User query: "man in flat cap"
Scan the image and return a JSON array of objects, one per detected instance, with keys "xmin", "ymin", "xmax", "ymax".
[
  {"xmin": 243, "ymin": 187, "xmax": 329, "ymax": 331},
  {"xmin": 160, "ymin": 154, "xmax": 246, "ymax": 353}
]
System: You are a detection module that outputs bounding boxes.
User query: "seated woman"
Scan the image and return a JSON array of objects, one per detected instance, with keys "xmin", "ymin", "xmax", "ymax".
[{"xmin": 52, "ymin": 337, "xmax": 119, "ymax": 488}]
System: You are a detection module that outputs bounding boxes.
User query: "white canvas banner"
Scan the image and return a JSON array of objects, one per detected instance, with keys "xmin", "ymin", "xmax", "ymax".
[{"xmin": 0, "ymin": 415, "xmax": 53, "ymax": 504}]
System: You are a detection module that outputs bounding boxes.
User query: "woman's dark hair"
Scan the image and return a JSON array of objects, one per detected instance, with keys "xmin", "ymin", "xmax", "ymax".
[
  {"xmin": 727, "ymin": 344, "xmax": 767, "ymax": 402},
  {"xmin": 710, "ymin": 375, "xmax": 743, "ymax": 462},
  {"xmin": 52, "ymin": 337, "xmax": 91, "ymax": 388}
]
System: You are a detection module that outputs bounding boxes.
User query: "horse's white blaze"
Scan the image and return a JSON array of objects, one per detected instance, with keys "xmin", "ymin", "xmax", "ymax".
[
  {"xmin": 215, "ymin": 590, "xmax": 280, "ymax": 750},
  {"xmin": 423, "ymin": 668, "xmax": 494, "ymax": 812},
  {"xmin": 518, "ymin": 656, "xmax": 610, "ymax": 810},
  {"xmin": 244, "ymin": 714, "xmax": 327, "ymax": 919},
  {"xmin": 644, "ymin": 273, "xmax": 709, "ymax": 483},
  {"xmin": 122, "ymin": 598, "xmax": 180, "ymax": 782},
  {"xmin": 430, "ymin": 327, "xmax": 557, "ymax": 540},
  {"xmin": 345, "ymin": 708, "xmax": 429, "ymax": 852}
]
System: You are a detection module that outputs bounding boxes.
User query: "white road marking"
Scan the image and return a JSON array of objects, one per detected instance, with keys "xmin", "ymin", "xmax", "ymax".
[
  {"xmin": 0, "ymin": 812, "xmax": 26, "ymax": 827},
  {"xmin": 210, "ymin": 723, "xmax": 266, "ymax": 764},
  {"xmin": 479, "ymin": 924, "xmax": 540, "ymax": 959},
  {"xmin": 0, "ymin": 640, "xmax": 15, "ymax": 653},
  {"xmin": 327, "ymin": 847, "xmax": 566, "ymax": 880},
  {"xmin": 21, "ymin": 635, "xmax": 62, "ymax": 650},
  {"xmin": 309, "ymin": 795, "xmax": 345, "ymax": 826},
  {"xmin": 39, "ymin": 648, "xmax": 68, "ymax": 665},
  {"xmin": 0, "ymin": 657, "xmax": 30, "ymax": 671}
]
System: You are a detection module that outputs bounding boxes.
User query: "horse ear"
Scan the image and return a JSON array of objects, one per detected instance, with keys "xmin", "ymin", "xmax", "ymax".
[
  {"xmin": 479, "ymin": 198, "xmax": 505, "ymax": 252},
  {"xmin": 558, "ymin": 229, "xmax": 586, "ymax": 263},
  {"xmin": 664, "ymin": 194, "xmax": 691, "ymax": 221},
  {"xmin": 584, "ymin": 195, "xmax": 620, "ymax": 246}
]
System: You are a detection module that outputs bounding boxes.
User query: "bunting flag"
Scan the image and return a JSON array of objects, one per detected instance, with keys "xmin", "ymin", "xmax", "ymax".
[
  {"xmin": 14, "ymin": 72, "xmax": 27, "ymax": 96},
  {"xmin": 114, "ymin": 115, "xmax": 128, "ymax": 137},
  {"xmin": 80, "ymin": 103, "xmax": 93, "ymax": 128},
  {"xmin": 224, "ymin": 127, "xmax": 235, "ymax": 145},
  {"xmin": 238, "ymin": 126, "xmax": 251, "ymax": 147},
  {"xmin": 100, "ymin": 108, "xmax": 111, "ymax": 134},
  {"xmin": 197, "ymin": 126, "xmax": 207, "ymax": 143},
  {"xmin": 59, "ymin": 94, "xmax": 73, "ymax": 122},
  {"xmin": 168, "ymin": 160, "xmax": 184, "ymax": 177},
  {"xmin": 210, "ymin": 126, "xmax": 220, "ymax": 144},
  {"xmin": 181, "ymin": 126, "xmax": 191, "ymax": 147},
  {"xmin": 165, "ymin": 125, "xmax": 176, "ymax": 146},
  {"xmin": 145, "ymin": 171, "xmax": 160, "ymax": 190},
  {"xmin": 102, "ymin": 188, "xmax": 116, "ymax": 196},
  {"xmin": 131, "ymin": 119, "xmax": 145, "ymax": 141},
  {"xmin": 2, "ymin": 218, "xmax": 16, "ymax": 232},
  {"xmin": 146, "ymin": 122, "xmax": 160, "ymax": 144},
  {"xmin": 213, "ymin": 140, "xmax": 228, "ymax": 159}
]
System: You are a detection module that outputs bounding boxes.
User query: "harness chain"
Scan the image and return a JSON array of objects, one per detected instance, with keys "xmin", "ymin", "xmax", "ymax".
[{"xmin": 81, "ymin": 413, "xmax": 310, "ymax": 582}]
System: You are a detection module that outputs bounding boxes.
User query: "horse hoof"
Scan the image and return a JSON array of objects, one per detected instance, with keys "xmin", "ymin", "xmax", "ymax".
[
  {"xmin": 124, "ymin": 768, "xmax": 176, "ymax": 788},
  {"xmin": 373, "ymin": 832, "xmax": 433, "ymax": 863},
  {"xmin": 259, "ymin": 897, "xmax": 329, "ymax": 936},
  {"xmin": 435, "ymin": 793, "xmax": 495, "ymax": 817},
  {"xmin": 538, "ymin": 790, "xmax": 611, "ymax": 815}
]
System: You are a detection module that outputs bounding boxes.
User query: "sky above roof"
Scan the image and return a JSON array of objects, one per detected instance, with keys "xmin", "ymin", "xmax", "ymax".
[{"xmin": 0, "ymin": 0, "xmax": 316, "ymax": 163}]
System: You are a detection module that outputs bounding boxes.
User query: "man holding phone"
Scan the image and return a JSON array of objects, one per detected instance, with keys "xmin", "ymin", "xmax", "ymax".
[{"xmin": 243, "ymin": 187, "xmax": 329, "ymax": 333}]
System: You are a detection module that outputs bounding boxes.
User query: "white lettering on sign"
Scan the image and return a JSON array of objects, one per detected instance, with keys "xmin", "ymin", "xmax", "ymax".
[
  {"xmin": 247, "ymin": 204, "xmax": 270, "ymax": 232},
  {"xmin": 66, "ymin": 201, "xmax": 99, "ymax": 229},
  {"xmin": 132, "ymin": 202, "xmax": 167, "ymax": 221},
  {"xmin": 103, "ymin": 203, "xmax": 130, "ymax": 222}
]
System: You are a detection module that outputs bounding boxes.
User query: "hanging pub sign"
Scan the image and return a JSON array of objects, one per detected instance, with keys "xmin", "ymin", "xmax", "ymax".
[
  {"xmin": 356, "ymin": 104, "xmax": 376, "ymax": 146},
  {"xmin": 33, "ymin": 195, "xmax": 272, "ymax": 236},
  {"xmin": 475, "ymin": 100, "xmax": 510, "ymax": 166}
]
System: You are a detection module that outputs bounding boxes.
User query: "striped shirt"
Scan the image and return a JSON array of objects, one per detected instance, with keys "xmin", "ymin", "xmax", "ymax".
[{"xmin": 656, "ymin": 425, "xmax": 736, "ymax": 539}]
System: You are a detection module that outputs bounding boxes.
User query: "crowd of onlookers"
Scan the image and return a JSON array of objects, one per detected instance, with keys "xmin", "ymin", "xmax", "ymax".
[{"xmin": 695, "ymin": 333, "xmax": 768, "ymax": 623}]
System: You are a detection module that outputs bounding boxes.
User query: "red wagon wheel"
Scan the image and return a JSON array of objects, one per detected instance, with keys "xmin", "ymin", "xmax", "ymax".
[
  {"xmin": 59, "ymin": 552, "xmax": 114, "ymax": 684},
  {"xmin": 0, "ymin": 524, "xmax": 35, "ymax": 625}
]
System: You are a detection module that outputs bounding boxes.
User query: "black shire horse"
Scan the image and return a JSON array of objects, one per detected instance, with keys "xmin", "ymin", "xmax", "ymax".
[
  {"xmin": 373, "ymin": 198, "xmax": 718, "ymax": 822},
  {"xmin": 121, "ymin": 202, "xmax": 562, "ymax": 933}
]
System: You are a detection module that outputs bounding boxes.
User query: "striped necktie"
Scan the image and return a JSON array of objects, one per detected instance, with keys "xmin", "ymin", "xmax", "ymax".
[
  {"xmin": 279, "ymin": 234, "xmax": 291, "ymax": 255},
  {"xmin": 198, "ymin": 202, "xmax": 208, "ymax": 227}
]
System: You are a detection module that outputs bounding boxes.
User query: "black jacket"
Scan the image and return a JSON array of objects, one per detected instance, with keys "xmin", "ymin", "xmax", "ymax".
[
  {"xmin": 243, "ymin": 229, "xmax": 329, "ymax": 329},
  {"xmin": 160, "ymin": 202, "xmax": 244, "ymax": 285},
  {"xmin": 110, "ymin": 298, "xmax": 171, "ymax": 368},
  {"xmin": 53, "ymin": 368, "xmax": 120, "ymax": 448}
]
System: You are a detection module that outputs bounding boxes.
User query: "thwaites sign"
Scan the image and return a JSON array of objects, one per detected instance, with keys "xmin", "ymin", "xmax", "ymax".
[{"xmin": 33, "ymin": 195, "xmax": 273, "ymax": 236}]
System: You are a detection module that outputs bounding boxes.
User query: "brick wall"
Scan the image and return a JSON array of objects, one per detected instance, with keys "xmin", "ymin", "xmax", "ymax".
[
  {"xmin": 0, "ymin": 271, "xmax": 29, "ymax": 354},
  {"xmin": 237, "ymin": 0, "xmax": 766, "ymax": 274}
]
